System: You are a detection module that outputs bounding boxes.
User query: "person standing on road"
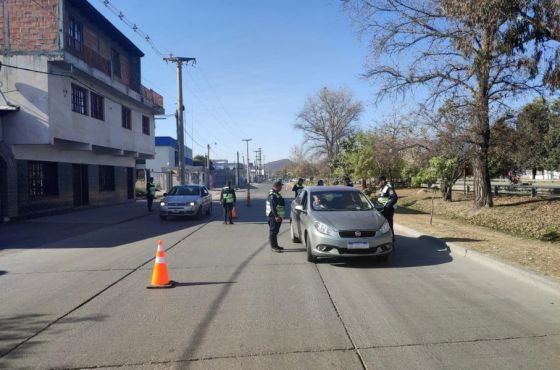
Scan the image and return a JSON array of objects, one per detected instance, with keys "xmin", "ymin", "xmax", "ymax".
[
  {"xmin": 344, "ymin": 176, "xmax": 354, "ymax": 187},
  {"xmin": 267, "ymin": 180, "xmax": 285, "ymax": 252},
  {"xmin": 220, "ymin": 181, "xmax": 236, "ymax": 225},
  {"xmin": 292, "ymin": 178, "xmax": 305, "ymax": 198},
  {"xmin": 146, "ymin": 177, "xmax": 156, "ymax": 212},
  {"xmin": 377, "ymin": 176, "xmax": 398, "ymax": 241},
  {"xmin": 317, "ymin": 179, "xmax": 324, "ymax": 186}
]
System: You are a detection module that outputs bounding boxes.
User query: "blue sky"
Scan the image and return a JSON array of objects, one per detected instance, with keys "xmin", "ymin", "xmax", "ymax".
[{"xmin": 90, "ymin": 0, "xmax": 387, "ymax": 163}]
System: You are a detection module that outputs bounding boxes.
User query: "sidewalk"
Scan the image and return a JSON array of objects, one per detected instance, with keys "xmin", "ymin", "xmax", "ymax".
[{"xmin": 0, "ymin": 201, "xmax": 152, "ymax": 250}]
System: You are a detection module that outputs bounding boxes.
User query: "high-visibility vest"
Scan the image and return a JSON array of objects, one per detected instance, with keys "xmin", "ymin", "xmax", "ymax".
[
  {"xmin": 148, "ymin": 183, "xmax": 156, "ymax": 196},
  {"xmin": 224, "ymin": 189, "xmax": 235, "ymax": 204},
  {"xmin": 266, "ymin": 190, "xmax": 285, "ymax": 217},
  {"xmin": 378, "ymin": 184, "xmax": 397, "ymax": 209}
]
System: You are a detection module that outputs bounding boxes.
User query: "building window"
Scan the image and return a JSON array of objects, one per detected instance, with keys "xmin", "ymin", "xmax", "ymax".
[
  {"xmin": 111, "ymin": 48, "xmax": 121, "ymax": 78},
  {"xmin": 142, "ymin": 115, "xmax": 150, "ymax": 135},
  {"xmin": 71, "ymin": 84, "xmax": 88, "ymax": 115},
  {"xmin": 28, "ymin": 161, "xmax": 59, "ymax": 198},
  {"xmin": 122, "ymin": 106, "xmax": 131, "ymax": 130},
  {"xmin": 90, "ymin": 92, "xmax": 104, "ymax": 121},
  {"xmin": 67, "ymin": 18, "xmax": 83, "ymax": 51},
  {"xmin": 99, "ymin": 166, "xmax": 115, "ymax": 192}
]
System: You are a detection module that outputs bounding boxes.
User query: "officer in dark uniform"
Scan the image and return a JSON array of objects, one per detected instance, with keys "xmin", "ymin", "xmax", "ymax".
[
  {"xmin": 267, "ymin": 180, "xmax": 285, "ymax": 252},
  {"xmin": 220, "ymin": 181, "xmax": 236, "ymax": 224},
  {"xmin": 292, "ymin": 178, "xmax": 304, "ymax": 198},
  {"xmin": 377, "ymin": 176, "xmax": 398, "ymax": 241},
  {"xmin": 344, "ymin": 176, "xmax": 354, "ymax": 187},
  {"xmin": 146, "ymin": 177, "xmax": 156, "ymax": 212},
  {"xmin": 317, "ymin": 179, "xmax": 324, "ymax": 186}
]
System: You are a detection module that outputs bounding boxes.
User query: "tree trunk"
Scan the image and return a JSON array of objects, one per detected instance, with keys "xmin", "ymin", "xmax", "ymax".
[
  {"xmin": 532, "ymin": 168, "xmax": 537, "ymax": 180},
  {"xmin": 472, "ymin": 57, "xmax": 493, "ymax": 208}
]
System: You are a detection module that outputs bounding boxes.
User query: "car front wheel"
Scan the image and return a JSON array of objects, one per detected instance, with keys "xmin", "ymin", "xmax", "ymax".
[{"xmin": 305, "ymin": 232, "xmax": 317, "ymax": 263}]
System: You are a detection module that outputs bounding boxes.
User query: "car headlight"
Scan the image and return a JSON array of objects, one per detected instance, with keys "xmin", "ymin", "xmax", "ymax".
[
  {"xmin": 379, "ymin": 221, "xmax": 391, "ymax": 234},
  {"xmin": 314, "ymin": 221, "xmax": 338, "ymax": 237},
  {"xmin": 189, "ymin": 202, "xmax": 196, "ymax": 206},
  {"xmin": 160, "ymin": 202, "xmax": 165, "ymax": 207}
]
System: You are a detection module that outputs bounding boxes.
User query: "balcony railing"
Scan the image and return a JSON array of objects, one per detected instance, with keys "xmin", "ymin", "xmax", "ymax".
[
  {"xmin": 66, "ymin": 36, "xmax": 111, "ymax": 76},
  {"xmin": 141, "ymin": 86, "xmax": 164, "ymax": 109}
]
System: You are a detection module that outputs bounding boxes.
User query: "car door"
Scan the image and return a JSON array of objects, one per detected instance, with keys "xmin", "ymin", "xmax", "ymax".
[
  {"xmin": 295, "ymin": 190, "xmax": 307, "ymax": 238},
  {"xmin": 201, "ymin": 187, "xmax": 210, "ymax": 211}
]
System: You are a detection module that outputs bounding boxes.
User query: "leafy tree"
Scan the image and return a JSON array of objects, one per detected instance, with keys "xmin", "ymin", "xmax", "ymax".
[
  {"xmin": 343, "ymin": 0, "xmax": 559, "ymax": 208},
  {"xmin": 543, "ymin": 100, "xmax": 560, "ymax": 170},
  {"xmin": 489, "ymin": 118, "xmax": 518, "ymax": 177}
]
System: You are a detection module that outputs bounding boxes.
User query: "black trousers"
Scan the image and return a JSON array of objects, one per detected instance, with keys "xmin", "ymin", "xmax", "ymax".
[
  {"xmin": 147, "ymin": 195, "xmax": 154, "ymax": 211},
  {"xmin": 223, "ymin": 203, "xmax": 233, "ymax": 223},
  {"xmin": 382, "ymin": 207, "xmax": 395, "ymax": 238},
  {"xmin": 268, "ymin": 217, "xmax": 282, "ymax": 248}
]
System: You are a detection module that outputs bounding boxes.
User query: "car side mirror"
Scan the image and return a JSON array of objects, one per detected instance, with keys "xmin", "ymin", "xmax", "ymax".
[
  {"xmin": 295, "ymin": 205, "xmax": 306, "ymax": 213},
  {"xmin": 163, "ymin": 193, "xmax": 168, "ymax": 197}
]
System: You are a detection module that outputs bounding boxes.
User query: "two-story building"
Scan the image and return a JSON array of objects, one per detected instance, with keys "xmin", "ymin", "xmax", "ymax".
[{"xmin": 0, "ymin": 0, "xmax": 164, "ymax": 220}]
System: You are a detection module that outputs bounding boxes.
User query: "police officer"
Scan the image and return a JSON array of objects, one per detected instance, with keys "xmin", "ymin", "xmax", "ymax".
[
  {"xmin": 266, "ymin": 180, "xmax": 285, "ymax": 252},
  {"xmin": 292, "ymin": 178, "xmax": 305, "ymax": 198},
  {"xmin": 344, "ymin": 176, "xmax": 354, "ymax": 187},
  {"xmin": 317, "ymin": 179, "xmax": 324, "ymax": 186},
  {"xmin": 146, "ymin": 177, "xmax": 156, "ymax": 212},
  {"xmin": 377, "ymin": 176, "xmax": 398, "ymax": 241},
  {"xmin": 220, "ymin": 180, "xmax": 236, "ymax": 224}
]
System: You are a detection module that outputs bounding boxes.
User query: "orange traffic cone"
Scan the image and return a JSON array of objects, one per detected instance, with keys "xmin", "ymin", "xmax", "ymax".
[
  {"xmin": 147, "ymin": 240, "xmax": 175, "ymax": 289},
  {"xmin": 232, "ymin": 206, "xmax": 238, "ymax": 219}
]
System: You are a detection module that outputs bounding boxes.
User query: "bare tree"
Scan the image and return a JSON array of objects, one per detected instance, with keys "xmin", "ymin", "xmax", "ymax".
[
  {"xmin": 343, "ymin": 0, "xmax": 559, "ymax": 208},
  {"xmin": 295, "ymin": 87, "xmax": 363, "ymax": 172}
]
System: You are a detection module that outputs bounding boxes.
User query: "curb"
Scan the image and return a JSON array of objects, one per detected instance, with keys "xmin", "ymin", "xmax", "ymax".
[{"xmin": 395, "ymin": 223, "xmax": 560, "ymax": 295}]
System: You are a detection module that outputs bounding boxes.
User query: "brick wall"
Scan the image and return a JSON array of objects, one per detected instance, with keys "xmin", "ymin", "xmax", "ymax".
[{"xmin": 0, "ymin": 0, "xmax": 59, "ymax": 51}]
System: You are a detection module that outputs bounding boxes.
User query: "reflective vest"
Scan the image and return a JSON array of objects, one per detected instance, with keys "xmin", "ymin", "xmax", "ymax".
[
  {"xmin": 223, "ymin": 188, "xmax": 235, "ymax": 204},
  {"xmin": 266, "ymin": 190, "xmax": 285, "ymax": 217},
  {"xmin": 147, "ymin": 183, "xmax": 156, "ymax": 196},
  {"xmin": 378, "ymin": 184, "xmax": 397, "ymax": 209}
]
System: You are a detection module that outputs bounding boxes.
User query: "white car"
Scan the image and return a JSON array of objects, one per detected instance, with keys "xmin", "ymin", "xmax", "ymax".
[{"xmin": 159, "ymin": 185, "xmax": 212, "ymax": 220}]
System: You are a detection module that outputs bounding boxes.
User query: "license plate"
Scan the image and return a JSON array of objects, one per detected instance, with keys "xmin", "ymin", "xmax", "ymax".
[
  {"xmin": 171, "ymin": 209, "xmax": 181, "ymax": 213},
  {"xmin": 347, "ymin": 242, "xmax": 369, "ymax": 249}
]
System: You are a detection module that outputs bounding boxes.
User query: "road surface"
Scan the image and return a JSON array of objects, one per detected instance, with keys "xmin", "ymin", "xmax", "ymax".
[{"xmin": 0, "ymin": 184, "xmax": 559, "ymax": 369}]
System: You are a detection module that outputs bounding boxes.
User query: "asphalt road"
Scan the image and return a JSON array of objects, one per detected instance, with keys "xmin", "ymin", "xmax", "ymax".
[{"xmin": 0, "ymin": 184, "xmax": 559, "ymax": 369}]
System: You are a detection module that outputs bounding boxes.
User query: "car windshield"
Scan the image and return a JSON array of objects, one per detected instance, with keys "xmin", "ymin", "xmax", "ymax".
[
  {"xmin": 168, "ymin": 186, "xmax": 200, "ymax": 196},
  {"xmin": 310, "ymin": 191, "xmax": 374, "ymax": 211}
]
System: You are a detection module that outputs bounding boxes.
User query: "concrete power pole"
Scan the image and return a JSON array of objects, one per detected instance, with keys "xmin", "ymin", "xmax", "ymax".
[
  {"xmin": 206, "ymin": 144, "xmax": 210, "ymax": 188},
  {"xmin": 242, "ymin": 138, "xmax": 252, "ymax": 206},
  {"xmin": 236, "ymin": 151, "xmax": 240, "ymax": 188},
  {"xmin": 163, "ymin": 56, "xmax": 196, "ymax": 185}
]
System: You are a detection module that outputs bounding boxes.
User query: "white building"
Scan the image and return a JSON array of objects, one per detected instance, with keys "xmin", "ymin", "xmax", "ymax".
[{"xmin": 0, "ymin": 0, "xmax": 164, "ymax": 220}]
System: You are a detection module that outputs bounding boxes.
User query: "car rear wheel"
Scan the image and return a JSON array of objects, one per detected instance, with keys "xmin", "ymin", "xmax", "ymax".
[
  {"xmin": 305, "ymin": 232, "xmax": 317, "ymax": 263},
  {"xmin": 290, "ymin": 222, "xmax": 301, "ymax": 243}
]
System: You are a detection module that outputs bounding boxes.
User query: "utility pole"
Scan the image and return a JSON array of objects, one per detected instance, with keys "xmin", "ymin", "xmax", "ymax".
[
  {"xmin": 206, "ymin": 144, "xmax": 211, "ymax": 188},
  {"xmin": 236, "ymin": 151, "xmax": 240, "ymax": 188},
  {"xmin": 163, "ymin": 56, "xmax": 196, "ymax": 185},
  {"xmin": 242, "ymin": 138, "xmax": 252, "ymax": 206}
]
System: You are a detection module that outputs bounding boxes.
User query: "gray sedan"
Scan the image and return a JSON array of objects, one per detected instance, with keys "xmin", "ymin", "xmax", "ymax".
[
  {"xmin": 290, "ymin": 186, "xmax": 393, "ymax": 262},
  {"xmin": 159, "ymin": 185, "xmax": 212, "ymax": 220}
]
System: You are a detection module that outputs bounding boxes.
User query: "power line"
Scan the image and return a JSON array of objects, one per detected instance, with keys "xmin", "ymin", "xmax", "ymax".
[{"xmin": 96, "ymin": 0, "xmax": 171, "ymax": 58}]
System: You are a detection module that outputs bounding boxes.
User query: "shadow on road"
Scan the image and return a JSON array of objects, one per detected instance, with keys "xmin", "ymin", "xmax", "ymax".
[
  {"xmin": 0, "ymin": 204, "xmax": 219, "ymax": 250},
  {"xmin": 328, "ymin": 234, "xmax": 453, "ymax": 269},
  {"xmin": 173, "ymin": 281, "xmax": 236, "ymax": 288},
  {"xmin": 0, "ymin": 313, "xmax": 107, "ymax": 359}
]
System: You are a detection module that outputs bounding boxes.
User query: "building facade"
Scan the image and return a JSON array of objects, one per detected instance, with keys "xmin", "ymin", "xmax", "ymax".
[{"xmin": 0, "ymin": 0, "xmax": 164, "ymax": 220}]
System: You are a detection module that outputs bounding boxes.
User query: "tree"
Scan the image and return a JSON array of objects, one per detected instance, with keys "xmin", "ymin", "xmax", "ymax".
[
  {"xmin": 489, "ymin": 117, "xmax": 518, "ymax": 177},
  {"xmin": 543, "ymin": 99, "xmax": 560, "ymax": 171},
  {"xmin": 295, "ymin": 87, "xmax": 363, "ymax": 173},
  {"xmin": 343, "ymin": 0, "xmax": 559, "ymax": 208},
  {"xmin": 515, "ymin": 99, "xmax": 551, "ymax": 178}
]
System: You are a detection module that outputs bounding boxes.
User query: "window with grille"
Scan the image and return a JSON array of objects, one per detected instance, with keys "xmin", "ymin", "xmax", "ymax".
[
  {"xmin": 71, "ymin": 84, "xmax": 88, "ymax": 115},
  {"xmin": 99, "ymin": 165, "xmax": 115, "ymax": 192},
  {"xmin": 122, "ymin": 106, "xmax": 131, "ymax": 130},
  {"xmin": 28, "ymin": 161, "xmax": 59, "ymax": 198},
  {"xmin": 142, "ymin": 115, "xmax": 150, "ymax": 135},
  {"xmin": 67, "ymin": 18, "xmax": 83, "ymax": 51},
  {"xmin": 91, "ymin": 92, "xmax": 104, "ymax": 120}
]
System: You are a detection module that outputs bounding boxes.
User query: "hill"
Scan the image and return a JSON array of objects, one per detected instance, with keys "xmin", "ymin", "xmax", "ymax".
[{"xmin": 265, "ymin": 159, "xmax": 293, "ymax": 177}]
